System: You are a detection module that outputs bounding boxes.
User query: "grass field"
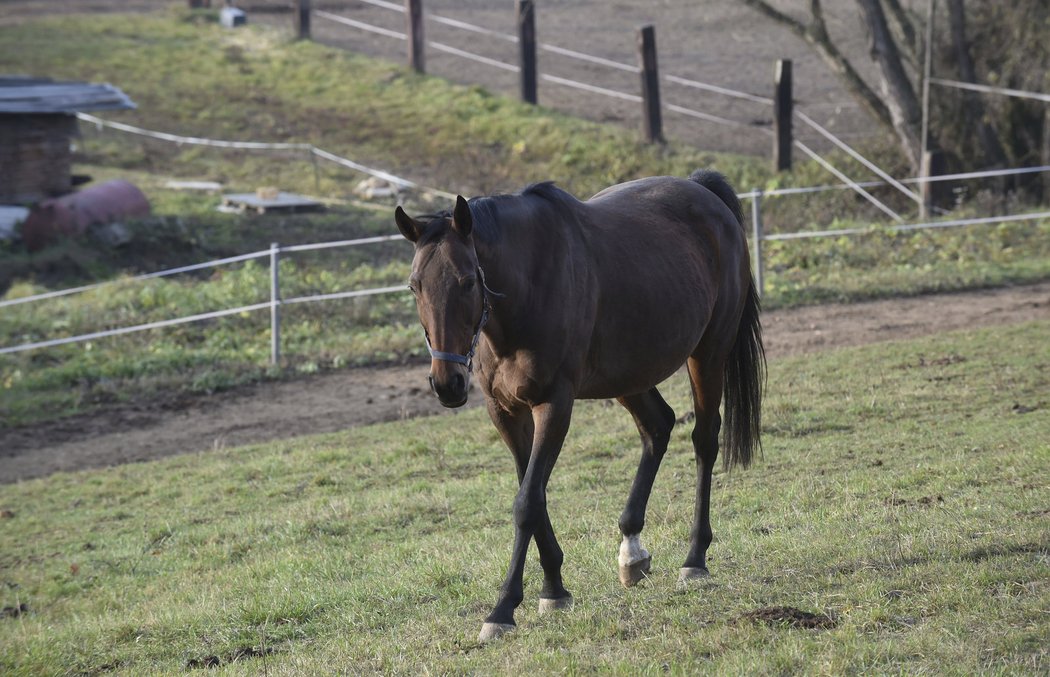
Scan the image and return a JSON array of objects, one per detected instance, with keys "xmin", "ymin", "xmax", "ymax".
[
  {"xmin": 2, "ymin": 11, "xmax": 1049, "ymax": 429},
  {"xmin": 1, "ymin": 321, "xmax": 1047, "ymax": 674}
]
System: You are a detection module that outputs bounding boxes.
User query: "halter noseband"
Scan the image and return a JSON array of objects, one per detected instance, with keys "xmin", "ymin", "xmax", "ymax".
[{"xmin": 422, "ymin": 265, "xmax": 499, "ymax": 372}]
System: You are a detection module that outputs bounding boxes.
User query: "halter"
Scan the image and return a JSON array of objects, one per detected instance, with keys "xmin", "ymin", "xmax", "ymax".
[{"xmin": 422, "ymin": 264, "xmax": 500, "ymax": 372}]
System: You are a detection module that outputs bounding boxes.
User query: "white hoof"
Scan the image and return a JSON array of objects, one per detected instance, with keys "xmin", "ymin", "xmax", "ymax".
[
  {"xmin": 537, "ymin": 595, "xmax": 574, "ymax": 614},
  {"xmin": 619, "ymin": 556, "xmax": 652, "ymax": 588},
  {"xmin": 618, "ymin": 534, "xmax": 652, "ymax": 588},
  {"xmin": 677, "ymin": 566, "xmax": 710, "ymax": 586},
  {"xmin": 477, "ymin": 621, "xmax": 515, "ymax": 643}
]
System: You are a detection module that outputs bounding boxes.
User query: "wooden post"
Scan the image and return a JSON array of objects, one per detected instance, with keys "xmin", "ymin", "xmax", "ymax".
[
  {"xmin": 406, "ymin": 0, "xmax": 425, "ymax": 73},
  {"xmin": 920, "ymin": 149, "xmax": 946, "ymax": 218},
  {"xmin": 270, "ymin": 242, "xmax": 281, "ymax": 366},
  {"xmin": 636, "ymin": 25, "xmax": 663, "ymax": 143},
  {"xmin": 518, "ymin": 0, "xmax": 537, "ymax": 104},
  {"xmin": 774, "ymin": 59, "xmax": 793, "ymax": 171},
  {"xmin": 295, "ymin": 0, "xmax": 311, "ymax": 41}
]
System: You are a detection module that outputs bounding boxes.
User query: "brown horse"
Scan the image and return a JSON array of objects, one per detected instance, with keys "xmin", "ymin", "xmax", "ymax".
[{"xmin": 395, "ymin": 170, "xmax": 764, "ymax": 642}]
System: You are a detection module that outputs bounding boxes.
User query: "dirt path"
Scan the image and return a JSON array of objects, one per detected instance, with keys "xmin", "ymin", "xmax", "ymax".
[{"xmin": 2, "ymin": 282, "xmax": 1047, "ymax": 483}]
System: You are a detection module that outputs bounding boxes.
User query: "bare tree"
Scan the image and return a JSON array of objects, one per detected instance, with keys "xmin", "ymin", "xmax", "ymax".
[{"xmin": 741, "ymin": 0, "xmax": 927, "ymax": 171}]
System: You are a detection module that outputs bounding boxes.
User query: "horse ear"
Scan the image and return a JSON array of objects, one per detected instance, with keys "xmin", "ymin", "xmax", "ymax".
[
  {"xmin": 394, "ymin": 205, "xmax": 422, "ymax": 243},
  {"xmin": 452, "ymin": 195, "xmax": 473, "ymax": 238}
]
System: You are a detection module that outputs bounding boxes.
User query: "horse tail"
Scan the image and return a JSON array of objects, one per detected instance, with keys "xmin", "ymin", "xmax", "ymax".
[
  {"xmin": 722, "ymin": 275, "xmax": 764, "ymax": 469},
  {"xmin": 689, "ymin": 169, "xmax": 743, "ymax": 227},
  {"xmin": 688, "ymin": 169, "xmax": 765, "ymax": 470}
]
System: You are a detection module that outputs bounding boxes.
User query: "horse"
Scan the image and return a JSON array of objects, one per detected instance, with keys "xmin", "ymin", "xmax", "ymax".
[{"xmin": 394, "ymin": 170, "xmax": 764, "ymax": 642}]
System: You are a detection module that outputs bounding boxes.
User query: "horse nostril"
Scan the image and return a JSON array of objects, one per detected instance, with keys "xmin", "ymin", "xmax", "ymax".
[
  {"xmin": 428, "ymin": 375, "xmax": 437, "ymax": 395},
  {"xmin": 453, "ymin": 373, "xmax": 465, "ymax": 394}
]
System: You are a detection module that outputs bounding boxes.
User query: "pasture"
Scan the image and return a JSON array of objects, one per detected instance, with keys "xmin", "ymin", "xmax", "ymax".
[
  {"xmin": 1, "ymin": 321, "xmax": 1047, "ymax": 674},
  {"xmin": 2, "ymin": 13, "xmax": 1049, "ymax": 430}
]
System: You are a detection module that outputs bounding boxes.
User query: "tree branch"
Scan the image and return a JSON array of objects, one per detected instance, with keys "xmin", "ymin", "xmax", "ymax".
[
  {"xmin": 740, "ymin": 0, "xmax": 893, "ymax": 133},
  {"xmin": 883, "ymin": 0, "xmax": 919, "ymax": 66}
]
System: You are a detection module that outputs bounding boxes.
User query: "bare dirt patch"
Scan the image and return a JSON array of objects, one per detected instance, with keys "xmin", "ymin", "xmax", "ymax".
[
  {"xmin": 734, "ymin": 605, "xmax": 837, "ymax": 629},
  {"xmin": 2, "ymin": 281, "xmax": 1047, "ymax": 483}
]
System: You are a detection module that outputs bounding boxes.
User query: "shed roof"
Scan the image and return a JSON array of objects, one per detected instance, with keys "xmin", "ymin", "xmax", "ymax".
[{"xmin": 0, "ymin": 76, "xmax": 136, "ymax": 114}]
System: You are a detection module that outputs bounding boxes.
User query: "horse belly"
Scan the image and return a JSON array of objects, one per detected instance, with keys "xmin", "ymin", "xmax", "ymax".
[{"xmin": 577, "ymin": 280, "xmax": 712, "ymax": 399}]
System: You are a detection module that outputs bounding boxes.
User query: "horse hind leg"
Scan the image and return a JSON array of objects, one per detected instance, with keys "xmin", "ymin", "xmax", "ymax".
[
  {"xmin": 679, "ymin": 352, "xmax": 726, "ymax": 584},
  {"xmin": 616, "ymin": 388, "xmax": 676, "ymax": 587}
]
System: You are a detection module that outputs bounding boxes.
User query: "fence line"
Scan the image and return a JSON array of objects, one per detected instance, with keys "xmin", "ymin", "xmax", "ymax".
[
  {"xmin": 313, "ymin": 6, "xmax": 915, "ymax": 195},
  {"xmin": 79, "ymin": 113, "xmax": 457, "ymax": 199},
  {"xmin": 793, "ymin": 141, "xmax": 904, "ymax": 222},
  {"xmin": 0, "ymin": 250, "xmax": 271, "ymax": 309},
  {"xmin": 315, "ymin": 7, "xmax": 775, "ymax": 136},
  {"xmin": 5, "ymin": 205, "xmax": 1047, "ymax": 356},
  {"xmin": 761, "ymin": 210, "xmax": 1050, "ymax": 241},
  {"xmin": 930, "ymin": 78, "xmax": 1050, "ymax": 104},
  {"xmin": 0, "ymin": 302, "xmax": 274, "ymax": 356},
  {"xmin": 795, "ymin": 111, "xmax": 922, "ymax": 206}
]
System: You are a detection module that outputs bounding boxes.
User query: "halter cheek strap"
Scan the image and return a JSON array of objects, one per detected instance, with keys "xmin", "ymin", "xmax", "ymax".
[{"xmin": 422, "ymin": 265, "xmax": 499, "ymax": 373}]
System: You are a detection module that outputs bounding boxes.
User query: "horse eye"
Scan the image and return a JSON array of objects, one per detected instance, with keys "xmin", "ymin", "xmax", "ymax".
[{"xmin": 462, "ymin": 278, "xmax": 476, "ymax": 291}]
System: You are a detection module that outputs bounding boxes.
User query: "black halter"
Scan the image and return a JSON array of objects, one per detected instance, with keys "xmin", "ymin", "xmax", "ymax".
[{"xmin": 423, "ymin": 265, "xmax": 500, "ymax": 372}]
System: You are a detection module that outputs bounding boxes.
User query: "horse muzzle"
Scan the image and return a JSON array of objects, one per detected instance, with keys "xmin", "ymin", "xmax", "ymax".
[{"xmin": 428, "ymin": 370, "xmax": 470, "ymax": 408}]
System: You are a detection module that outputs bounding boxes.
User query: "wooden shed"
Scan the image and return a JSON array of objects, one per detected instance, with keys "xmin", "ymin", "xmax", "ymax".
[{"xmin": 0, "ymin": 76, "xmax": 135, "ymax": 204}]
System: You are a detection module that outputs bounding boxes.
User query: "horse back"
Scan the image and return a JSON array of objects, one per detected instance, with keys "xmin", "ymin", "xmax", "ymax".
[{"xmin": 563, "ymin": 176, "xmax": 750, "ymax": 398}]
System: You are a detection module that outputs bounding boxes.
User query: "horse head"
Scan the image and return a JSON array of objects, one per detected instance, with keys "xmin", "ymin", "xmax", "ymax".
[{"xmin": 395, "ymin": 195, "xmax": 488, "ymax": 408}]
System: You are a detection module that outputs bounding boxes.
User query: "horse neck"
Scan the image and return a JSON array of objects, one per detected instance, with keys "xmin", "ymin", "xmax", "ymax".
[{"xmin": 473, "ymin": 232, "xmax": 534, "ymax": 349}]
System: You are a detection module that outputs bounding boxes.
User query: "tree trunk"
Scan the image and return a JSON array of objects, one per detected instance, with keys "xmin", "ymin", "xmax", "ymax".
[
  {"xmin": 856, "ymin": 0, "xmax": 924, "ymax": 170},
  {"xmin": 946, "ymin": 0, "xmax": 1008, "ymax": 169}
]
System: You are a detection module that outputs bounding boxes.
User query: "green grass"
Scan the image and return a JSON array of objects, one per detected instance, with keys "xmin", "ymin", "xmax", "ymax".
[
  {"xmin": 1, "ymin": 322, "xmax": 1047, "ymax": 674},
  {"xmin": 2, "ymin": 12, "xmax": 1049, "ymax": 428}
]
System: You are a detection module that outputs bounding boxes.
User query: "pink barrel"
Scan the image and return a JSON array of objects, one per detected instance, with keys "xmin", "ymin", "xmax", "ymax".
[{"xmin": 22, "ymin": 180, "xmax": 150, "ymax": 251}]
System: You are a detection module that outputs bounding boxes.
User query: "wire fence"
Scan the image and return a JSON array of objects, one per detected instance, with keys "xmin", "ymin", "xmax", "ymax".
[
  {"xmin": 3, "ymin": 181, "xmax": 1047, "ymax": 360},
  {"xmin": 5, "ymin": 3, "xmax": 1050, "ymax": 361}
]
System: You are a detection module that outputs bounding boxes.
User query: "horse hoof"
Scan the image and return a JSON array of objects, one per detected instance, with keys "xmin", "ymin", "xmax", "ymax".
[
  {"xmin": 477, "ymin": 622, "xmax": 516, "ymax": 643},
  {"xmin": 538, "ymin": 595, "xmax": 574, "ymax": 614},
  {"xmin": 676, "ymin": 566, "xmax": 710, "ymax": 586},
  {"xmin": 618, "ymin": 555, "xmax": 652, "ymax": 588}
]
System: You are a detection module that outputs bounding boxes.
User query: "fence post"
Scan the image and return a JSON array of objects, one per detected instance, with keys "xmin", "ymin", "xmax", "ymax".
[
  {"xmin": 774, "ymin": 59, "xmax": 793, "ymax": 171},
  {"xmin": 518, "ymin": 0, "xmax": 537, "ymax": 104},
  {"xmin": 920, "ymin": 149, "xmax": 946, "ymax": 218},
  {"xmin": 751, "ymin": 190, "xmax": 765, "ymax": 296},
  {"xmin": 270, "ymin": 242, "xmax": 281, "ymax": 366},
  {"xmin": 295, "ymin": 0, "xmax": 311, "ymax": 40},
  {"xmin": 406, "ymin": 0, "xmax": 425, "ymax": 73},
  {"xmin": 636, "ymin": 25, "xmax": 663, "ymax": 143}
]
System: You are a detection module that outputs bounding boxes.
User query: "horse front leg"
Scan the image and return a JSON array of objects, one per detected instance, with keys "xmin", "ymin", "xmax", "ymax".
[
  {"xmin": 486, "ymin": 400, "xmax": 573, "ymax": 615},
  {"xmin": 479, "ymin": 390, "xmax": 574, "ymax": 642}
]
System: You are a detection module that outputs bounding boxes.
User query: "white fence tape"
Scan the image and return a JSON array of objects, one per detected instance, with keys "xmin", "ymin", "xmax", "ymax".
[
  {"xmin": 315, "ymin": 9, "xmax": 767, "ymax": 132},
  {"xmin": 79, "ymin": 113, "xmax": 457, "ymax": 199},
  {"xmin": 0, "ymin": 302, "xmax": 274, "ymax": 356},
  {"xmin": 793, "ymin": 141, "xmax": 903, "ymax": 222},
  {"xmin": 930, "ymin": 78, "xmax": 1050, "ymax": 104},
  {"xmin": 795, "ymin": 110, "xmax": 922, "ymax": 205},
  {"xmin": 0, "ymin": 250, "xmax": 271, "ymax": 309},
  {"xmin": 4, "ymin": 202, "xmax": 1046, "ymax": 356},
  {"xmin": 763, "ymin": 210, "xmax": 1050, "ymax": 242}
]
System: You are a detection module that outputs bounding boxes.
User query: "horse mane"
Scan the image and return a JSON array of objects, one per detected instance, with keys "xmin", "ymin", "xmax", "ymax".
[{"xmin": 468, "ymin": 181, "xmax": 579, "ymax": 244}]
